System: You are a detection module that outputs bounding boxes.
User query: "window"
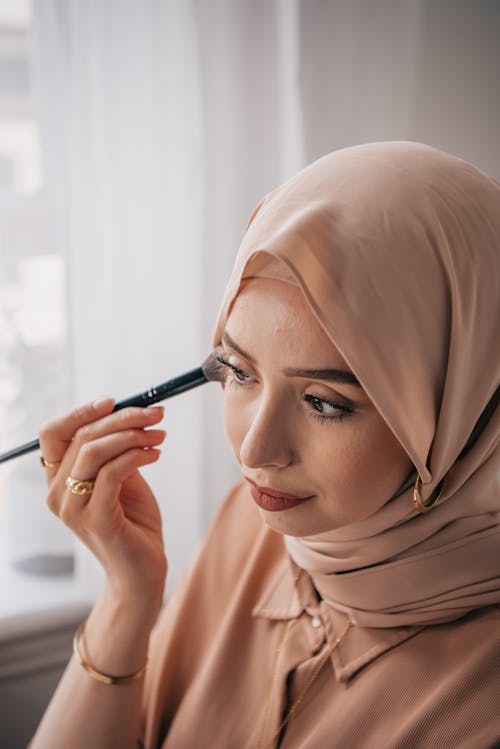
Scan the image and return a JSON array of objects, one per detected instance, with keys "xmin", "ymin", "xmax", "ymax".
[{"xmin": 0, "ymin": 0, "xmax": 75, "ymax": 619}]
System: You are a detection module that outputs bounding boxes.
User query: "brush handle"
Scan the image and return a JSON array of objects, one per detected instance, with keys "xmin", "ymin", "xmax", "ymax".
[
  {"xmin": 0, "ymin": 367, "xmax": 208, "ymax": 464},
  {"xmin": 115, "ymin": 367, "xmax": 207, "ymax": 409},
  {"xmin": 0, "ymin": 437, "xmax": 41, "ymax": 463}
]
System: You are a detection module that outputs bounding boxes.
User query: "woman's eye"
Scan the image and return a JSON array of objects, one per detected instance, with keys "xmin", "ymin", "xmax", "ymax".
[
  {"xmin": 305, "ymin": 394, "xmax": 352, "ymax": 423},
  {"xmin": 216, "ymin": 356, "xmax": 252, "ymax": 384}
]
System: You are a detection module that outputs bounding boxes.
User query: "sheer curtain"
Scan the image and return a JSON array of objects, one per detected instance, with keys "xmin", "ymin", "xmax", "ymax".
[
  {"xmin": 30, "ymin": 0, "xmax": 500, "ymax": 599},
  {"xmin": 31, "ymin": 0, "xmax": 307, "ymax": 595}
]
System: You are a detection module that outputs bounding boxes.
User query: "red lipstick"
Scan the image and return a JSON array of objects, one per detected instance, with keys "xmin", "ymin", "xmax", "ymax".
[{"xmin": 245, "ymin": 478, "xmax": 313, "ymax": 512}]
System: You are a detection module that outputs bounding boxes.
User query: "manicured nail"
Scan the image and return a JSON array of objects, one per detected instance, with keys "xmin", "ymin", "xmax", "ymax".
[
  {"xmin": 93, "ymin": 396, "xmax": 114, "ymax": 410},
  {"xmin": 146, "ymin": 429, "xmax": 167, "ymax": 441},
  {"xmin": 143, "ymin": 406, "xmax": 164, "ymax": 416}
]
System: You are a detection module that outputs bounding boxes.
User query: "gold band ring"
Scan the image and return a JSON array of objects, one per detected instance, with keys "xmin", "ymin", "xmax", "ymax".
[
  {"xmin": 40, "ymin": 456, "xmax": 62, "ymax": 469},
  {"xmin": 66, "ymin": 476, "xmax": 96, "ymax": 495},
  {"xmin": 413, "ymin": 475, "xmax": 444, "ymax": 513}
]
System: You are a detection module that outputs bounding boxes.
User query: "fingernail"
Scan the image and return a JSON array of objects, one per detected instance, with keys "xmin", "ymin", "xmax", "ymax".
[
  {"xmin": 93, "ymin": 396, "xmax": 114, "ymax": 410},
  {"xmin": 143, "ymin": 406, "xmax": 164, "ymax": 416}
]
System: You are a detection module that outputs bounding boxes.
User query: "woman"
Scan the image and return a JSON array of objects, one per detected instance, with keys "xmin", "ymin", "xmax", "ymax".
[{"xmin": 31, "ymin": 142, "xmax": 499, "ymax": 748}]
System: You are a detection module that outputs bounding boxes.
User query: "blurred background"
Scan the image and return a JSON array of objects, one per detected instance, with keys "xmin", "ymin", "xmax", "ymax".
[{"xmin": 0, "ymin": 1, "xmax": 499, "ymax": 745}]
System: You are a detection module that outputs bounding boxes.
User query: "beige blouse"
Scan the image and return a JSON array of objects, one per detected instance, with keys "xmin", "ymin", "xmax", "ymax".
[{"xmin": 140, "ymin": 481, "xmax": 500, "ymax": 748}]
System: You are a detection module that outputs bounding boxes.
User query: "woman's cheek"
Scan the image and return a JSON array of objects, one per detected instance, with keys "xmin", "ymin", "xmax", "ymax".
[
  {"xmin": 352, "ymin": 418, "xmax": 412, "ymax": 499},
  {"xmin": 223, "ymin": 390, "xmax": 246, "ymax": 457}
]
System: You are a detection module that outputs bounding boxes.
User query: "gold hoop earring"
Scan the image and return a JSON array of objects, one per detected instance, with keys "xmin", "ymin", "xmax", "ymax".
[{"xmin": 413, "ymin": 475, "xmax": 444, "ymax": 513}]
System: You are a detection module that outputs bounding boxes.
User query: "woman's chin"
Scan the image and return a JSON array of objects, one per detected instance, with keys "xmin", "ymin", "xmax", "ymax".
[{"xmin": 257, "ymin": 507, "xmax": 338, "ymax": 538}]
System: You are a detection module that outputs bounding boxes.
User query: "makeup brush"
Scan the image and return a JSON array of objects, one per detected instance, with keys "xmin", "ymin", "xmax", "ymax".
[{"xmin": 0, "ymin": 349, "xmax": 225, "ymax": 464}]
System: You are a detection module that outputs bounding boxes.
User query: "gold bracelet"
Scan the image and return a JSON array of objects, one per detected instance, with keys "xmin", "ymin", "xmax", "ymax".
[{"xmin": 73, "ymin": 622, "xmax": 148, "ymax": 685}]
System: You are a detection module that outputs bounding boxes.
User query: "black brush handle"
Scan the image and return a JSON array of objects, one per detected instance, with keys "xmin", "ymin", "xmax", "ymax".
[
  {"xmin": 0, "ymin": 437, "xmax": 41, "ymax": 463},
  {"xmin": 113, "ymin": 367, "xmax": 207, "ymax": 409}
]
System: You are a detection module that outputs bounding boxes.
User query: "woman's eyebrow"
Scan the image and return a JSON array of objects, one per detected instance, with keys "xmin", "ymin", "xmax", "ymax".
[{"xmin": 221, "ymin": 331, "xmax": 361, "ymax": 387}]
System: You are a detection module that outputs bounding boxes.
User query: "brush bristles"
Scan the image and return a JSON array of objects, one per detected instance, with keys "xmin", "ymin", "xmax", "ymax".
[{"xmin": 201, "ymin": 347, "xmax": 227, "ymax": 383}]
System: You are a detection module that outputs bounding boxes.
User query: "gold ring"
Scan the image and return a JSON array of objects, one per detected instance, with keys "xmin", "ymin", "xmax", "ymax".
[
  {"xmin": 413, "ymin": 475, "xmax": 444, "ymax": 513},
  {"xmin": 66, "ymin": 476, "xmax": 96, "ymax": 495},
  {"xmin": 40, "ymin": 456, "xmax": 62, "ymax": 469}
]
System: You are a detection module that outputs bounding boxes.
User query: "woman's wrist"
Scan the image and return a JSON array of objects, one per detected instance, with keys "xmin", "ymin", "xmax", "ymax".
[
  {"xmin": 102, "ymin": 576, "xmax": 166, "ymax": 619},
  {"xmin": 102, "ymin": 553, "xmax": 167, "ymax": 610},
  {"xmin": 80, "ymin": 584, "xmax": 163, "ymax": 677}
]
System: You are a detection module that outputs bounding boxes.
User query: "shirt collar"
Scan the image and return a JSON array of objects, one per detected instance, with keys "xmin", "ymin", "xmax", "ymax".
[{"xmin": 252, "ymin": 551, "xmax": 423, "ymax": 682}]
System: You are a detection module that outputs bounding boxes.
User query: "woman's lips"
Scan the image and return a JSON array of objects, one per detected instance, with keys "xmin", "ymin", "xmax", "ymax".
[{"xmin": 245, "ymin": 478, "xmax": 314, "ymax": 512}]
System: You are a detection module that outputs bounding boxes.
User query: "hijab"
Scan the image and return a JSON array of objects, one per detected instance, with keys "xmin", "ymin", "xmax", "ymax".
[{"xmin": 212, "ymin": 141, "xmax": 500, "ymax": 628}]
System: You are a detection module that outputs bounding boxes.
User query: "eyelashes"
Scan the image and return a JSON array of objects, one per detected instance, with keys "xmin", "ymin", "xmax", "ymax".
[
  {"xmin": 216, "ymin": 356, "xmax": 252, "ymax": 383},
  {"xmin": 304, "ymin": 395, "xmax": 352, "ymax": 424},
  {"xmin": 216, "ymin": 355, "xmax": 353, "ymax": 424}
]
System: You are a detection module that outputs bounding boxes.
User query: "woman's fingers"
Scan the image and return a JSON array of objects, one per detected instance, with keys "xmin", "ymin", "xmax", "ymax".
[
  {"xmin": 72, "ymin": 406, "xmax": 165, "ymax": 449},
  {"xmin": 71, "ymin": 429, "xmax": 166, "ymax": 481},
  {"xmin": 59, "ymin": 446, "xmax": 162, "ymax": 531},
  {"xmin": 63, "ymin": 427, "xmax": 165, "ymax": 500},
  {"xmin": 39, "ymin": 397, "xmax": 116, "ymax": 484},
  {"xmin": 40, "ymin": 402, "xmax": 164, "ymax": 489},
  {"xmin": 48, "ymin": 425, "xmax": 165, "ymax": 514}
]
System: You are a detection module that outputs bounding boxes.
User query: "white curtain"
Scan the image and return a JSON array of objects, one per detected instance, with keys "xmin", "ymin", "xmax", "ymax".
[{"xmin": 30, "ymin": 0, "xmax": 500, "ymax": 598}]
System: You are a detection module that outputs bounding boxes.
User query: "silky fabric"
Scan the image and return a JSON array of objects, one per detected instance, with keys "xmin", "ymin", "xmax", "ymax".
[
  {"xmin": 140, "ymin": 482, "xmax": 500, "ymax": 748},
  {"xmin": 212, "ymin": 141, "xmax": 500, "ymax": 628}
]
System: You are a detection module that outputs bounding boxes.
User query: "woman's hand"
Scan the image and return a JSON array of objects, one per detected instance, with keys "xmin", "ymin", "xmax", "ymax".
[{"xmin": 39, "ymin": 397, "xmax": 168, "ymax": 605}]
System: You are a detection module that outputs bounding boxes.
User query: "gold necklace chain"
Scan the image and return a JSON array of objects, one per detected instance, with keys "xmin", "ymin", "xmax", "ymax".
[
  {"xmin": 257, "ymin": 570, "xmax": 302, "ymax": 748},
  {"xmin": 257, "ymin": 570, "xmax": 352, "ymax": 749},
  {"xmin": 265, "ymin": 618, "xmax": 352, "ymax": 748}
]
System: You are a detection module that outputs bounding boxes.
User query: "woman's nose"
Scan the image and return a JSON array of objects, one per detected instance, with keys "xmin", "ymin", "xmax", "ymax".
[{"xmin": 239, "ymin": 395, "xmax": 294, "ymax": 470}]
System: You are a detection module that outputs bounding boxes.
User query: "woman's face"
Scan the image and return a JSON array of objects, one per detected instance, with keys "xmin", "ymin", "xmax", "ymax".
[{"xmin": 221, "ymin": 277, "xmax": 414, "ymax": 537}]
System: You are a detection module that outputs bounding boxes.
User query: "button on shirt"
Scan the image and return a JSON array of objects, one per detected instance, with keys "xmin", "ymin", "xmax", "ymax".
[{"xmin": 140, "ymin": 481, "xmax": 500, "ymax": 749}]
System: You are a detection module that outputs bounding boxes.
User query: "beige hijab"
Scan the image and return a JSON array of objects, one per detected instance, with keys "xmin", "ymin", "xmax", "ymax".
[{"xmin": 212, "ymin": 141, "xmax": 500, "ymax": 628}]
